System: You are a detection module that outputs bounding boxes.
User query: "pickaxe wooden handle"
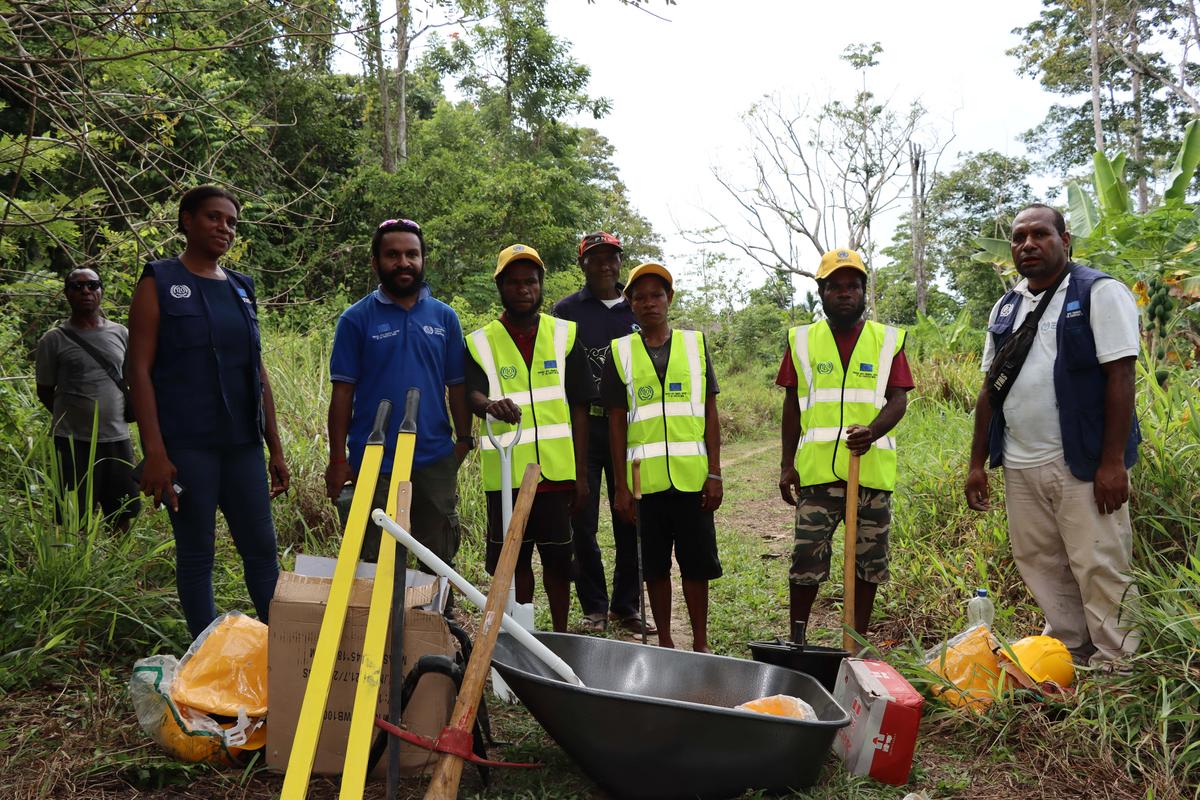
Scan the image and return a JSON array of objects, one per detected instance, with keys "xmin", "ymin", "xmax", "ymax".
[
  {"xmin": 843, "ymin": 453, "xmax": 861, "ymax": 654},
  {"xmin": 423, "ymin": 463, "xmax": 541, "ymax": 800}
]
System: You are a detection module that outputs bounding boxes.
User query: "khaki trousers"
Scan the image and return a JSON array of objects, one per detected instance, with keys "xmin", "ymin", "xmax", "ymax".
[{"xmin": 1003, "ymin": 457, "xmax": 1139, "ymax": 663}]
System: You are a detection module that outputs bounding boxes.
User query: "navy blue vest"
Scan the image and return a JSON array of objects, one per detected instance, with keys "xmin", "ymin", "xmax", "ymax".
[
  {"xmin": 145, "ymin": 257, "xmax": 263, "ymax": 448},
  {"xmin": 987, "ymin": 263, "xmax": 1139, "ymax": 481}
]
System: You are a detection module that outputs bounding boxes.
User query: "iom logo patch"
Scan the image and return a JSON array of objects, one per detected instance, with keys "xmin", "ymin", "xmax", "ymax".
[
  {"xmin": 816, "ymin": 361, "xmax": 835, "ymax": 375},
  {"xmin": 169, "ymin": 284, "xmax": 191, "ymax": 299},
  {"xmin": 499, "ymin": 365, "xmax": 518, "ymax": 380},
  {"xmin": 636, "ymin": 385, "xmax": 655, "ymax": 402},
  {"xmin": 999, "ymin": 302, "xmax": 1015, "ymax": 318}
]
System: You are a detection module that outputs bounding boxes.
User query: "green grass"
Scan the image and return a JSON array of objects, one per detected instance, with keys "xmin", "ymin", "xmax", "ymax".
[{"xmin": 2, "ymin": 319, "xmax": 1198, "ymax": 799}]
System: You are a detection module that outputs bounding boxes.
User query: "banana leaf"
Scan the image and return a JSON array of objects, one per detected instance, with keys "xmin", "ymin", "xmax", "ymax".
[
  {"xmin": 1067, "ymin": 181, "xmax": 1099, "ymax": 238},
  {"xmin": 1163, "ymin": 118, "xmax": 1200, "ymax": 205},
  {"xmin": 971, "ymin": 236, "xmax": 1013, "ymax": 268},
  {"xmin": 1093, "ymin": 150, "xmax": 1131, "ymax": 216}
]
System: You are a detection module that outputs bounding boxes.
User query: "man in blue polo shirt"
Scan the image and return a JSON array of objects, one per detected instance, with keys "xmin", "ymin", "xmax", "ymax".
[
  {"xmin": 552, "ymin": 231, "xmax": 650, "ymax": 635},
  {"xmin": 326, "ymin": 218, "xmax": 473, "ymax": 564}
]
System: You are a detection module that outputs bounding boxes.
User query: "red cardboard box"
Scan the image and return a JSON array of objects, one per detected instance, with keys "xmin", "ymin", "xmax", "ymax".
[{"xmin": 832, "ymin": 658, "xmax": 923, "ymax": 785}]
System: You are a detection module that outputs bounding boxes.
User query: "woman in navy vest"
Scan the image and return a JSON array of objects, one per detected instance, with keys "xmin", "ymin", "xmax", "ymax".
[{"xmin": 127, "ymin": 186, "xmax": 289, "ymax": 639}]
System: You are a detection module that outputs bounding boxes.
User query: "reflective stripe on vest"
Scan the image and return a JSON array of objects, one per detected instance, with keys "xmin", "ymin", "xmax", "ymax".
[
  {"xmin": 612, "ymin": 329, "xmax": 708, "ymax": 493},
  {"xmin": 466, "ymin": 315, "xmax": 576, "ymax": 491},
  {"xmin": 789, "ymin": 320, "xmax": 904, "ymax": 491}
]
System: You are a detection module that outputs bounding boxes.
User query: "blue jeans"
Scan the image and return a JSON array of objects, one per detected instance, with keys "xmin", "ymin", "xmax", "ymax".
[{"xmin": 166, "ymin": 444, "xmax": 279, "ymax": 638}]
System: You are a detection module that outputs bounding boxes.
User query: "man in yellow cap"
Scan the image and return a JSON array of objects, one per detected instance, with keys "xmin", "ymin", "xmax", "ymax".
[
  {"xmin": 464, "ymin": 244, "xmax": 593, "ymax": 632},
  {"xmin": 776, "ymin": 248, "xmax": 913, "ymax": 640},
  {"xmin": 604, "ymin": 262, "xmax": 724, "ymax": 652}
]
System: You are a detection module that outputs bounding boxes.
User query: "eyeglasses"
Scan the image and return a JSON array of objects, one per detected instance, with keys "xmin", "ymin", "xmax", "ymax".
[
  {"xmin": 378, "ymin": 218, "xmax": 421, "ymax": 230},
  {"xmin": 66, "ymin": 280, "xmax": 102, "ymax": 292}
]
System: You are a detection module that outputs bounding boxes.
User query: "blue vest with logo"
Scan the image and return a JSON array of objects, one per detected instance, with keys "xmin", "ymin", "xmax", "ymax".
[
  {"xmin": 987, "ymin": 263, "xmax": 1139, "ymax": 481},
  {"xmin": 145, "ymin": 257, "xmax": 263, "ymax": 448}
]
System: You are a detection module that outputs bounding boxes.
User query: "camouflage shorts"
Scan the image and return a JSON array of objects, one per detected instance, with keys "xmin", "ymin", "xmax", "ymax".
[{"xmin": 790, "ymin": 483, "xmax": 892, "ymax": 586}]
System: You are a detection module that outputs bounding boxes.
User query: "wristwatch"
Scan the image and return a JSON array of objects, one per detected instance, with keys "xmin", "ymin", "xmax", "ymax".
[{"xmin": 457, "ymin": 436, "xmax": 477, "ymax": 449}]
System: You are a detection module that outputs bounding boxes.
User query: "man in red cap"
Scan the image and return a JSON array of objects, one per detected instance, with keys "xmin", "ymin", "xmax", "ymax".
[{"xmin": 552, "ymin": 232, "xmax": 650, "ymax": 635}]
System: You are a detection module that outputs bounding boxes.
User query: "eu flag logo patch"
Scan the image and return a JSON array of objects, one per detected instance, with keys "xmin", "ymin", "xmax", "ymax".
[
  {"xmin": 859, "ymin": 362, "xmax": 874, "ymax": 373},
  {"xmin": 235, "ymin": 286, "xmax": 248, "ymax": 297},
  {"xmin": 1066, "ymin": 300, "xmax": 1081, "ymax": 311},
  {"xmin": 376, "ymin": 323, "xmax": 390, "ymax": 333},
  {"xmin": 669, "ymin": 382, "xmax": 682, "ymax": 391},
  {"xmin": 543, "ymin": 359, "xmax": 557, "ymax": 369}
]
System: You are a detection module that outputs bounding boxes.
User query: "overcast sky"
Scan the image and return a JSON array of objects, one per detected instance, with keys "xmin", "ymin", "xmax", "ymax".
[{"xmin": 542, "ymin": 0, "xmax": 1059, "ymax": 292}]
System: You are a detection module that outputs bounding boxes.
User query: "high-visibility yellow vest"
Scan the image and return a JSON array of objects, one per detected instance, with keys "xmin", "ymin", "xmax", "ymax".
[
  {"xmin": 466, "ymin": 315, "xmax": 577, "ymax": 491},
  {"xmin": 788, "ymin": 320, "xmax": 905, "ymax": 491},
  {"xmin": 611, "ymin": 329, "xmax": 708, "ymax": 493}
]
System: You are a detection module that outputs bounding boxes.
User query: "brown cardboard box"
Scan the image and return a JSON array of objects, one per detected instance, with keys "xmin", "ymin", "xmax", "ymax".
[{"xmin": 266, "ymin": 571, "xmax": 457, "ymax": 777}]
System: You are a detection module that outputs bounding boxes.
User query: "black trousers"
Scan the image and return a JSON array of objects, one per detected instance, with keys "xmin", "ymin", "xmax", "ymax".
[{"xmin": 572, "ymin": 414, "xmax": 640, "ymax": 618}]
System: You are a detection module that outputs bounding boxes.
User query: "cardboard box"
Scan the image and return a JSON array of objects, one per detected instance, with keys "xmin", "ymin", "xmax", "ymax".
[
  {"xmin": 832, "ymin": 658, "xmax": 923, "ymax": 785},
  {"xmin": 266, "ymin": 569, "xmax": 457, "ymax": 777}
]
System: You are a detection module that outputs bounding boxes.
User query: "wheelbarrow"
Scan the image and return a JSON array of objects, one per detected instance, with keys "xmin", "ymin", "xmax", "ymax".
[
  {"xmin": 491, "ymin": 632, "xmax": 850, "ymax": 799},
  {"xmin": 747, "ymin": 620, "xmax": 850, "ymax": 693}
]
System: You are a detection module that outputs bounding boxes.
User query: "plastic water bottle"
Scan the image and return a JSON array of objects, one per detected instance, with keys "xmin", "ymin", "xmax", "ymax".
[{"xmin": 967, "ymin": 588, "xmax": 995, "ymax": 628}]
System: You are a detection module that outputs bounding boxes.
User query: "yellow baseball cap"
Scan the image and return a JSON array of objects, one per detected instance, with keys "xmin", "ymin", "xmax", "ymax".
[
  {"xmin": 815, "ymin": 248, "xmax": 867, "ymax": 280},
  {"xmin": 494, "ymin": 243, "xmax": 545, "ymax": 279},
  {"xmin": 624, "ymin": 262, "xmax": 674, "ymax": 296}
]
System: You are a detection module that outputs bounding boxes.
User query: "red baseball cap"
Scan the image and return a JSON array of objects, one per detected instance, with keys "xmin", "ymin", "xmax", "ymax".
[{"xmin": 578, "ymin": 231, "xmax": 622, "ymax": 258}]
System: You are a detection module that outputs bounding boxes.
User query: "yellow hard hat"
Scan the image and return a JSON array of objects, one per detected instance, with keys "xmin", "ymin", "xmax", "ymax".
[
  {"xmin": 815, "ymin": 248, "xmax": 867, "ymax": 281},
  {"xmin": 624, "ymin": 261, "xmax": 674, "ymax": 296},
  {"xmin": 999, "ymin": 635, "xmax": 1075, "ymax": 689},
  {"xmin": 494, "ymin": 243, "xmax": 545, "ymax": 279}
]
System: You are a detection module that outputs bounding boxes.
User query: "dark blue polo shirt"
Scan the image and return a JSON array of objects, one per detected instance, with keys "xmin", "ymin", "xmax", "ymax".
[
  {"xmin": 552, "ymin": 284, "xmax": 639, "ymax": 403},
  {"xmin": 330, "ymin": 285, "xmax": 465, "ymax": 472}
]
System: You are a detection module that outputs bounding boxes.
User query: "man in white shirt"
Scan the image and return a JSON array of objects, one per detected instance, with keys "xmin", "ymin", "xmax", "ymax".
[{"xmin": 965, "ymin": 203, "xmax": 1141, "ymax": 666}]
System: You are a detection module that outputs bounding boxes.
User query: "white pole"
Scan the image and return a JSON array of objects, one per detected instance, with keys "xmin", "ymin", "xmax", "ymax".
[{"xmin": 372, "ymin": 509, "xmax": 584, "ymax": 687}]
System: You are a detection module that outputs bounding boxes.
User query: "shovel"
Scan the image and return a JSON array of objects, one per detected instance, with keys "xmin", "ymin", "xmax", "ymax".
[
  {"xmin": 631, "ymin": 458, "xmax": 648, "ymax": 645},
  {"xmin": 485, "ymin": 413, "xmax": 529, "ymax": 703}
]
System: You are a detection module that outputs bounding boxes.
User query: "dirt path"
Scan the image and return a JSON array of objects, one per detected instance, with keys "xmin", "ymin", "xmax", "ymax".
[{"xmin": 603, "ymin": 438, "xmax": 833, "ymax": 653}]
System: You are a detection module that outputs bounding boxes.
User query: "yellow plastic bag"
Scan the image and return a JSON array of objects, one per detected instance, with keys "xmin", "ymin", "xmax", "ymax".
[
  {"xmin": 735, "ymin": 694, "xmax": 817, "ymax": 721},
  {"xmin": 130, "ymin": 612, "xmax": 268, "ymax": 764},
  {"xmin": 172, "ymin": 612, "xmax": 268, "ymax": 717},
  {"xmin": 924, "ymin": 624, "xmax": 1004, "ymax": 712},
  {"xmin": 130, "ymin": 655, "xmax": 250, "ymax": 765}
]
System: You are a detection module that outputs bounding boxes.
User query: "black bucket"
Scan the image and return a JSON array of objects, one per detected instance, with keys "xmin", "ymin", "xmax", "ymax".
[{"xmin": 746, "ymin": 640, "xmax": 849, "ymax": 692}]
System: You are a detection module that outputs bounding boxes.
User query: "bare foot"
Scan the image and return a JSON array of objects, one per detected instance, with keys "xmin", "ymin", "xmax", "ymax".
[
  {"xmin": 657, "ymin": 638, "xmax": 676, "ymax": 649},
  {"xmin": 692, "ymin": 644, "xmax": 711, "ymax": 654}
]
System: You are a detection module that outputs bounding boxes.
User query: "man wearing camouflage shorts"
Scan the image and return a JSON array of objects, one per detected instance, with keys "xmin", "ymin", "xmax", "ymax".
[{"xmin": 776, "ymin": 249, "xmax": 914, "ymax": 638}]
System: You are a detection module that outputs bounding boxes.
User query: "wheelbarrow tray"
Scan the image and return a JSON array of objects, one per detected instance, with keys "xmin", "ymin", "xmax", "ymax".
[
  {"xmin": 746, "ymin": 640, "xmax": 849, "ymax": 693},
  {"xmin": 491, "ymin": 632, "xmax": 850, "ymax": 799}
]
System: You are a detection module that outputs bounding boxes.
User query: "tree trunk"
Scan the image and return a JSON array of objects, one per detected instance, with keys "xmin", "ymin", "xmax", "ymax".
[
  {"xmin": 909, "ymin": 142, "xmax": 927, "ymax": 316},
  {"xmin": 1132, "ymin": 41, "xmax": 1147, "ymax": 212},
  {"xmin": 396, "ymin": 0, "xmax": 411, "ymax": 161},
  {"xmin": 1089, "ymin": 0, "xmax": 1105, "ymax": 153},
  {"xmin": 364, "ymin": 0, "xmax": 394, "ymax": 172},
  {"xmin": 501, "ymin": 0, "xmax": 514, "ymax": 124}
]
